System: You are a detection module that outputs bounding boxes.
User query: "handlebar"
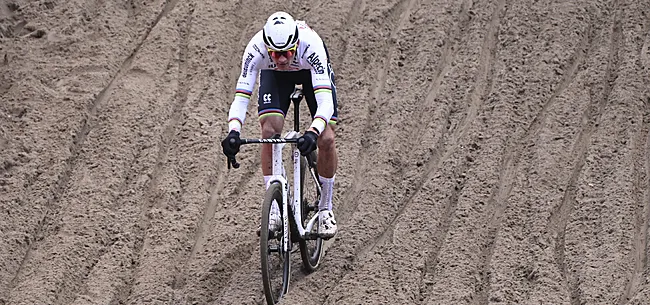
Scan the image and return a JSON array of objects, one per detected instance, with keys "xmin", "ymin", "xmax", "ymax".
[
  {"xmin": 227, "ymin": 137, "xmax": 300, "ymax": 169},
  {"xmin": 228, "ymin": 85, "xmax": 311, "ymax": 169},
  {"xmin": 228, "ymin": 85, "xmax": 306, "ymax": 169}
]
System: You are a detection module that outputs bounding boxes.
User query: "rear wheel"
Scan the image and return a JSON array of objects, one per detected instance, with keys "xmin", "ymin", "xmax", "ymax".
[
  {"xmin": 299, "ymin": 151, "xmax": 324, "ymax": 272},
  {"xmin": 260, "ymin": 183, "xmax": 290, "ymax": 304}
]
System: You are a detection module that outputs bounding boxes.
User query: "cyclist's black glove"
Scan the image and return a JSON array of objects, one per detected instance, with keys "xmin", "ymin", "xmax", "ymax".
[
  {"xmin": 221, "ymin": 130, "xmax": 241, "ymax": 157},
  {"xmin": 297, "ymin": 130, "xmax": 318, "ymax": 156}
]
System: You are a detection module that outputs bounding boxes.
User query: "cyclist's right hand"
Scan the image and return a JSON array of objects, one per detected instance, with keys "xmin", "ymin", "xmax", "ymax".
[{"xmin": 221, "ymin": 130, "xmax": 241, "ymax": 157}]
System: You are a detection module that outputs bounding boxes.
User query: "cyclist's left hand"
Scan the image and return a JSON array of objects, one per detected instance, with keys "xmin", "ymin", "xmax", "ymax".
[{"xmin": 297, "ymin": 130, "xmax": 318, "ymax": 156}]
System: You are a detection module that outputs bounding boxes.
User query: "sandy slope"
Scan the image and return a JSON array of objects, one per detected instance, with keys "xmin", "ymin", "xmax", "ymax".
[{"xmin": 1, "ymin": 0, "xmax": 649, "ymax": 304}]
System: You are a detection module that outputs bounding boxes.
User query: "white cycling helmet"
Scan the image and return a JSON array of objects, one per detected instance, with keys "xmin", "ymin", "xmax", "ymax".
[{"xmin": 262, "ymin": 12, "xmax": 299, "ymax": 52}]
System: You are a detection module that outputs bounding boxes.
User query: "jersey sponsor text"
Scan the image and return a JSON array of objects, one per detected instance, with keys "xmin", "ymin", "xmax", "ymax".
[
  {"xmin": 307, "ymin": 52, "xmax": 325, "ymax": 74},
  {"xmin": 242, "ymin": 53, "xmax": 255, "ymax": 77}
]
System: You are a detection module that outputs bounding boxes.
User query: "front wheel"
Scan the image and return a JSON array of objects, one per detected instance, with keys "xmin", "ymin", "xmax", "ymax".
[
  {"xmin": 299, "ymin": 151, "xmax": 324, "ymax": 272},
  {"xmin": 260, "ymin": 183, "xmax": 290, "ymax": 304}
]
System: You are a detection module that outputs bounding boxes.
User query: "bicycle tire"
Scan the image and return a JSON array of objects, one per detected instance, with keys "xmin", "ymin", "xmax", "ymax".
[
  {"xmin": 299, "ymin": 151, "xmax": 324, "ymax": 272},
  {"xmin": 260, "ymin": 183, "xmax": 291, "ymax": 304}
]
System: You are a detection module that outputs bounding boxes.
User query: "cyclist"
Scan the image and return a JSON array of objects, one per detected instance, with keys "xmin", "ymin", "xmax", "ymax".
[{"xmin": 220, "ymin": 11, "xmax": 338, "ymax": 239}]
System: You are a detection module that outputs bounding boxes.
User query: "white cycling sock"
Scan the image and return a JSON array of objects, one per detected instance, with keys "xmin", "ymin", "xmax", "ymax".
[
  {"xmin": 319, "ymin": 175, "xmax": 335, "ymax": 211},
  {"xmin": 263, "ymin": 167, "xmax": 286, "ymax": 189}
]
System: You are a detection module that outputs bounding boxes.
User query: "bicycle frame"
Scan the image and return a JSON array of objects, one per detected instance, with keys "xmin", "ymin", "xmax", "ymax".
[
  {"xmin": 227, "ymin": 85, "xmax": 322, "ymax": 244},
  {"xmin": 237, "ymin": 132, "xmax": 321, "ymax": 247},
  {"xmin": 268, "ymin": 133, "xmax": 320, "ymax": 242}
]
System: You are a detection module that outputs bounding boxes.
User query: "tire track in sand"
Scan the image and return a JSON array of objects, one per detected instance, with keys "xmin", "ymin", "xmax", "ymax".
[
  {"xmin": 642, "ymin": 13, "xmax": 650, "ymax": 68},
  {"xmin": 99, "ymin": 0, "xmax": 189, "ymax": 303},
  {"xmin": 324, "ymin": 1, "xmax": 474, "ymax": 302},
  {"xmin": 172, "ymin": 156, "xmax": 261, "ymax": 301},
  {"xmin": 315, "ymin": 0, "xmax": 367, "ymax": 226},
  {"xmin": 338, "ymin": 0, "xmax": 420, "ymax": 228},
  {"xmin": 315, "ymin": 0, "xmax": 420, "ymax": 302},
  {"xmin": 618, "ymin": 92, "xmax": 650, "ymax": 305},
  {"xmin": 169, "ymin": 3, "xmax": 304, "ymax": 302},
  {"xmin": 303, "ymin": 0, "xmax": 332, "ymax": 20},
  {"xmin": 3, "ymin": 0, "xmax": 182, "ymax": 298},
  {"xmin": 547, "ymin": 2, "xmax": 622, "ymax": 304},
  {"xmin": 332, "ymin": 0, "xmax": 364, "ymax": 65},
  {"xmin": 619, "ymin": 10, "xmax": 650, "ymax": 304},
  {"xmin": 473, "ymin": 12, "xmax": 593, "ymax": 304},
  {"xmin": 167, "ymin": 2, "xmax": 265, "ymax": 298},
  {"xmin": 375, "ymin": 0, "xmax": 477, "ymax": 254},
  {"xmin": 412, "ymin": 0, "xmax": 508, "ymax": 302},
  {"xmin": 365, "ymin": 0, "xmax": 475, "ymax": 268}
]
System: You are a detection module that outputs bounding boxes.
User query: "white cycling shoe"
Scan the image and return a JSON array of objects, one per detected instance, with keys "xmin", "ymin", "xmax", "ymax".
[{"xmin": 318, "ymin": 210, "xmax": 337, "ymax": 239}]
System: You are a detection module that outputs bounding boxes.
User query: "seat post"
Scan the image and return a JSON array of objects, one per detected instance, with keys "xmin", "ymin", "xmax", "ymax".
[{"xmin": 291, "ymin": 85, "xmax": 304, "ymax": 132}]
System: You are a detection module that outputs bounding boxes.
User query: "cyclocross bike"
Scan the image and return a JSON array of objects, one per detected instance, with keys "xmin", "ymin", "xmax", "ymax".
[{"xmin": 227, "ymin": 85, "xmax": 325, "ymax": 305}]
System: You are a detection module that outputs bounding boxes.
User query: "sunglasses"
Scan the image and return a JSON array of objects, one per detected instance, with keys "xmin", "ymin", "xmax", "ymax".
[{"xmin": 268, "ymin": 44, "xmax": 298, "ymax": 59}]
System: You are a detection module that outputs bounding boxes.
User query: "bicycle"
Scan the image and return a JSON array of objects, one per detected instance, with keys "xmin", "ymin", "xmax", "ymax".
[{"xmin": 227, "ymin": 85, "xmax": 325, "ymax": 305}]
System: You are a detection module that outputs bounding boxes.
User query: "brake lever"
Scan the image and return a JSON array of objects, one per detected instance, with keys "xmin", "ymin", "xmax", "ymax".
[
  {"xmin": 228, "ymin": 137, "xmax": 241, "ymax": 169},
  {"xmin": 228, "ymin": 156, "xmax": 240, "ymax": 169}
]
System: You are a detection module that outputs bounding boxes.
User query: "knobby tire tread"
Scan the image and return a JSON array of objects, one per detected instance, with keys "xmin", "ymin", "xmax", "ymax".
[{"xmin": 260, "ymin": 183, "xmax": 290, "ymax": 304}]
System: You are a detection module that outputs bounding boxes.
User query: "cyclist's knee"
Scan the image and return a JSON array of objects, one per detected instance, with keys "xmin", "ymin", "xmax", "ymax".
[
  {"xmin": 260, "ymin": 116, "xmax": 284, "ymax": 138},
  {"xmin": 317, "ymin": 125, "xmax": 335, "ymax": 150}
]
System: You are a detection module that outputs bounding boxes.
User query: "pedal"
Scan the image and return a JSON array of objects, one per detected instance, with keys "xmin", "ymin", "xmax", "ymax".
[
  {"xmin": 318, "ymin": 233, "xmax": 335, "ymax": 241},
  {"xmin": 303, "ymin": 232, "xmax": 320, "ymax": 240}
]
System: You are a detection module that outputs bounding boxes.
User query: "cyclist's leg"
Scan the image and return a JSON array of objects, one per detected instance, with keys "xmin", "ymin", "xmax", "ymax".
[
  {"xmin": 314, "ymin": 41, "xmax": 339, "ymax": 181},
  {"xmin": 258, "ymin": 70, "xmax": 294, "ymax": 233},
  {"xmin": 304, "ymin": 42, "xmax": 339, "ymax": 172},
  {"xmin": 303, "ymin": 50, "xmax": 339, "ymax": 238},
  {"xmin": 304, "ymin": 44, "xmax": 339, "ymax": 185},
  {"xmin": 316, "ymin": 125, "xmax": 337, "ymax": 177},
  {"xmin": 306, "ymin": 98, "xmax": 338, "ymax": 181},
  {"xmin": 305, "ymin": 43, "xmax": 338, "ymax": 239},
  {"xmin": 258, "ymin": 70, "xmax": 294, "ymax": 179}
]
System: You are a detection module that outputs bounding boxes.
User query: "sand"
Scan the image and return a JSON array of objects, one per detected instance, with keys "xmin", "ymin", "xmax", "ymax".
[{"xmin": 1, "ymin": 0, "xmax": 649, "ymax": 304}]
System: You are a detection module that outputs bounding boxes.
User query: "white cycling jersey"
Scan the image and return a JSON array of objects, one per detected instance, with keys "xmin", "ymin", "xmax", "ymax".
[{"xmin": 227, "ymin": 21, "xmax": 335, "ymax": 134}]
